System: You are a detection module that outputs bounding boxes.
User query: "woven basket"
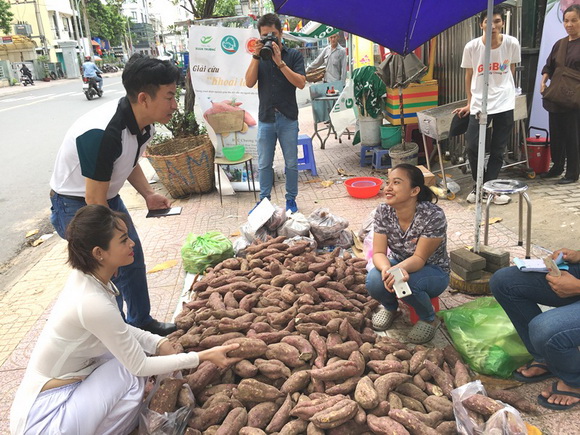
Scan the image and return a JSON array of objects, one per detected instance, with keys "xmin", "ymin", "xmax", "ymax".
[
  {"xmin": 145, "ymin": 135, "xmax": 215, "ymax": 199},
  {"xmin": 306, "ymin": 66, "xmax": 326, "ymax": 83}
]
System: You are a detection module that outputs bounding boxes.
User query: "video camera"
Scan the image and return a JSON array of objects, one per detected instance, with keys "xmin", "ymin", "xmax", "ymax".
[{"xmin": 259, "ymin": 33, "xmax": 279, "ymax": 60}]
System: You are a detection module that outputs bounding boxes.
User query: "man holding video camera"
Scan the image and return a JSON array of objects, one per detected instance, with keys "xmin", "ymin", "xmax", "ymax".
[{"xmin": 245, "ymin": 13, "xmax": 306, "ymax": 214}]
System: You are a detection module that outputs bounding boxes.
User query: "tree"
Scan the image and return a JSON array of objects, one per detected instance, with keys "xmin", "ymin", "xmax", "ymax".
[
  {"xmin": 0, "ymin": 0, "xmax": 14, "ymax": 35},
  {"xmin": 84, "ymin": 0, "xmax": 127, "ymax": 46}
]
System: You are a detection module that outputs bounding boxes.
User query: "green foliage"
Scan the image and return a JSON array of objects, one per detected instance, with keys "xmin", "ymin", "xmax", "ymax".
[
  {"xmin": 85, "ymin": 0, "xmax": 127, "ymax": 46},
  {"xmin": 212, "ymin": 0, "xmax": 237, "ymax": 17},
  {"xmin": 0, "ymin": 0, "xmax": 13, "ymax": 35},
  {"xmin": 156, "ymin": 87, "xmax": 206, "ymax": 141}
]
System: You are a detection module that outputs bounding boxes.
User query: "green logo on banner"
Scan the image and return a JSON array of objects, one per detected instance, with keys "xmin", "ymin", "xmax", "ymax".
[{"xmin": 200, "ymin": 36, "xmax": 213, "ymax": 44}]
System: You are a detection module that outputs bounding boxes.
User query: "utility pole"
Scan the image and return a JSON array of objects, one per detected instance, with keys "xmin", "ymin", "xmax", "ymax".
[{"xmin": 80, "ymin": 0, "xmax": 93, "ymax": 60}]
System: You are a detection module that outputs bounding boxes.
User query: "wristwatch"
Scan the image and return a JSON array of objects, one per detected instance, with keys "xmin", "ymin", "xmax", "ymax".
[
  {"xmin": 252, "ymin": 54, "xmax": 260, "ymax": 60},
  {"xmin": 277, "ymin": 61, "xmax": 287, "ymax": 69}
]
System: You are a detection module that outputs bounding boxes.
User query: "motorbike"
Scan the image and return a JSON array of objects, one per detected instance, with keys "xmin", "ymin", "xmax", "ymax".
[
  {"xmin": 102, "ymin": 64, "xmax": 119, "ymax": 73},
  {"xmin": 82, "ymin": 75, "xmax": 103, "ymax": 100},
  {"xmin": 20, "ymin": 74, "xmax": 34, "ymax": 86}
]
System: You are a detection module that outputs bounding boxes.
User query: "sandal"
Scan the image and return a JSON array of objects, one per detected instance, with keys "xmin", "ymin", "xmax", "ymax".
[
  {"xmin": 407, "ymin": 318, "xmax": 440, "ymax": 344},
  {"xmin": 372, "ymin": 307, "xmax": 397, "ymax": 331},
  {"xmin": 537, "ymin": 381, "xmax": 580, "ymax": 410},
  {"xmin": 512, "ymin": 362, "xmax": 553, "ymax": 383}
]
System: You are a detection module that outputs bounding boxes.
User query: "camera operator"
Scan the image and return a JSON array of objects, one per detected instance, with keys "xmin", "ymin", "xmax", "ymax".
[{"xmin": 245, "ymin": 13, "xmax": 306, "ymax": 214}]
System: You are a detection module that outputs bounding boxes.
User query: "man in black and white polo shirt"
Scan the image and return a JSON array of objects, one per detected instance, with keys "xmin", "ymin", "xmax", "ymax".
[{"xmin": 49, "ymin": 55, "xmax": 179, "ymax": 336}]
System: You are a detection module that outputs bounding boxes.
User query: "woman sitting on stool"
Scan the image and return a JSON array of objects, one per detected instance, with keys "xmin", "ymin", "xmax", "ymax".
[
  {"xmin": 10, "ymin": 205, "xmax": 241, "ymax": 434},
  {"xmin": 366, "ymin": 164, "xmax": 449, "ymax": 344}
]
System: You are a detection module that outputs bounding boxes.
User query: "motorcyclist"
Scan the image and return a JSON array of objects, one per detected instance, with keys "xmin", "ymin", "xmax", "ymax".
[
  {"xmin": 82, "ymin": 56, "xmax": 103, "ymax": 90},
  {"xmin": 20, "ymin": 64, "xmax": 34, "ymax": 85}
]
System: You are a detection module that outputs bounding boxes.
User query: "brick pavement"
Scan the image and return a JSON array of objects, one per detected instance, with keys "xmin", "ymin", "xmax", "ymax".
[{"xmin": 0, "ymin": 104, "xmax": 579, "ymax": 433}]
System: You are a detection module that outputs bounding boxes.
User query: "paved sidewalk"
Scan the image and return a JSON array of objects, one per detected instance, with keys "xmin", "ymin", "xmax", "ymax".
[{"xmin": 0, "ymin": 105, "xmax": 579, "ymax": 433}]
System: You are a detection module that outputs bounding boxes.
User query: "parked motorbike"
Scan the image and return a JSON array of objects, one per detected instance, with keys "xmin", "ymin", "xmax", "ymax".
[
  {"xmin": 82, "ymin": 75, "xmax": 103, "ymax": 100},
  {"xmin": 102, "ymin": 64, "xmax": 119, "ymax": 73},
  {"xmin": 20, "ymin": 74, "xmax": 34, "ymax": 86}
]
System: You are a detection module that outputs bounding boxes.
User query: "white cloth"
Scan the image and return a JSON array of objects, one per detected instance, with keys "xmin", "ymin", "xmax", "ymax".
[
  {"xmin": 10, "ymin": 270, "xmax": 199, "ymax": 435},
  {"xmin": 461, "ymin": 34, "xmax": 521, "ymax": 115},
  {"xmin": 24, "ymin": 359, "xmax": 145, "ymax": 435},
  {"xmin": 307, "ymin": 44, "xmax": 347, "ymax": 83}
]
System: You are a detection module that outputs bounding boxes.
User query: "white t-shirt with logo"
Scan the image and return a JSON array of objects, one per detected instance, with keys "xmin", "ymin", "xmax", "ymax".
[{"xmin": 461, "ymin": 34, "xmax": 521, "ymax": 115}]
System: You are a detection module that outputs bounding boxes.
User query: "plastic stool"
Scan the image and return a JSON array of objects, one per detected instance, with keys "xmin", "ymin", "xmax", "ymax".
[
  {"xmin": 372, "ymin": 148, "xmax": 391, "ymax": 170},
  {"xmin": 297, "ymin": 134, "xmax": 318, "ymax": 176},
  {"xmin": 403, "ymin": 297, "xmax": 440, "ymax": 325},
  {"xmin": 360, "ymin": 145, "xmax": 380, "ymax": 167}
]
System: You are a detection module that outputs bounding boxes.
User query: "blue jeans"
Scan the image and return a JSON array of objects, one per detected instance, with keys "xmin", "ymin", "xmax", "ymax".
[
  {"xmin": 465, "ymin": 110, "xmax": 514, "ymax": 182},
  {"xmin": 257, "ymin": 112, "xmax": 299, "ymax": 201},
  {"xmin": 50, "ymin": 193, "xmax": 153, "ymax": 327},
  {"xmin": 365, "ymin": 260, "xmax": 449, "ymax": 322},
  {"xmin": 490, "ymin": 266, "xmax": 580, "ymax": 386}
]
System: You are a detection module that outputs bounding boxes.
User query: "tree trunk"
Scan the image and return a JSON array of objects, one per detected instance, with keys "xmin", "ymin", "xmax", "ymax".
[{"xmin": 184, "ymin": 68, "xmax": 195, "ymax": 114}]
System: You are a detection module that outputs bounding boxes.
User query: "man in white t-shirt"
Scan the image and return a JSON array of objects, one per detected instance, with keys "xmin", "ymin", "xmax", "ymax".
[{"xmin": 455, "ymin": 7, "xmax": 521, "ymax": 205}]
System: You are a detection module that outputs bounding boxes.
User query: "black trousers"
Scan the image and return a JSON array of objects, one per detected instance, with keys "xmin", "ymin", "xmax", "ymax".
[
  {"xmin": 549, "ymin": 110, "xmax": 580, "ymax": 180},
  {"xmin": 465, "ymin": 110, "xmax": 514, "ymax": 182}
]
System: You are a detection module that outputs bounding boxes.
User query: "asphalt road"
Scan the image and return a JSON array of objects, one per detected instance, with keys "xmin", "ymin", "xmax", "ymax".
[{"xmin": 0, "ymin": 75, "xmax": 125, "ymax": 267}]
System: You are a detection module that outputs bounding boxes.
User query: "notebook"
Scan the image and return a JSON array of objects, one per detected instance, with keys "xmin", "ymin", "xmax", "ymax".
[{"xmin": 513, "ymin": 252, "xmax": 568, "ymax": 273}]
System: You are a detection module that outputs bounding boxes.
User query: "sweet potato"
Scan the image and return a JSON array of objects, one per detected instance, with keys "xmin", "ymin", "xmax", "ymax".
[
  {"xmin": 366, "ymin": 414, "xmax": 410, "ymax": 435},
  {"xmin": 253, "ymin": 330, "xmax": 291, "ymax": 344},
  {"xmin": 246, "ymin": 401, "xmax": 279, "ymax": 429},
  {"xmin": 233, "ymin": 360, "xmax": 258, "ymax": 378},
  {"xmin": 222, "ymin": 337, "xmax": 267, "ymax": 359},
  {"xmin": 280, "ymin": 370, "xmax": 311, "ymax": 394},
  {"xmin": 310, "ymin": 399, "xmax": 358, "ymax": 429},
  {"xmin": 423, "ymin": 395, "xmax": 454, "ymax": 420},
  {"xmin": 265, "ymin": 342, "xmax": 304, "ymax": 368},
  {"xmin": 215, "ymin": 407, "xmax": 247, "ymax": 435},
  {"xmin": 281, "ymin": 335, "xmax": 315, "ymax": 361},
  {"xmin": 397, "ymin": 393, "xmax": 426, "ymax": 413},
  {"xmin": 279, "ymin": 419, "xmax": 309, "ymax": 435},
  {"xmin": 290, "ymin": 395, "xmax": 347, "ymax": 419},
  {"xmin": 308, "ymin": 331, "xmax": 327, "ymax": 364},
  {"xmin": 388, "ymin": 409, "xmax": 439, "ymax": 435},
  {"xmin": 388, "ymin": 392, "xmax": 403, "ymax": 410},
  {"xmin": 149, "ymin": 377, "xmax": 186, "ymax": 414},
  {"xmin": 462, "ymin": 394, "xmax": 505, "ymax": 418},
  {"xmin": 265, "ymin": 394, "xmax": 293, "ymax": 432},
  {"xmin": 325, "ymin": 376, "xmax": 361, "ymax": 395},
  {"xmin": 395, "ymin": 382, "xmax": 428, "ymax": 403},
  {"xmin": 307, "ymin": 422, "xmax": 325, "ymax": 435},
  {"xmin": 311, "ymin": 360, "xmax": 360, "ymax": 382},
  {"xmin": 199, "ymin": 332, "xmax": 245, "ymax": 348},
  {"xmin": 368, "ymin": 359, "xmax": 405, "ymax": 375},
  {"xmin": 423, "ymin": 360, "xmax": 454, "ymax": 398},
  {"xmin": 424, "ymin": 382, "xmax": 443, "ymax": 397},
  {"xmin": 328, "ymin": 341, "xmax": 359, "ymax": 359},
  {"xmin": 453, "ymin": 360, "xmax": 471, "ymax": 388},
  {"xmin": 234, "ymin": 379, "xmax": 283, "ymax": 403},
  {"xmin": 239, "ymin": 428, "xmax": 267, "ymax": 435},
  {"xmin": 487, "ymin": 389, "xmax": 542, "ymax": 414},
  {"xmin": 374, "ymin": 373, "xmax": 412, "ymax": 401},
  {"xmin": 369, "ymin": 401, "xmax": 391, "ymax": 417},
  {"xmin": 254, "ymin": 358, "xmax": 292, "ymax": 380},
  {"xmin": 435, "ymin": 421, "xmax": 458, "ymax": 435},
  {"xmin": 187, "ymin": 362, "xmax": 221, "ymax": 395},
  {"xmin": 188, "ymin": 402, "xmax": 232, "ymax": 431},
  {"xmin": 354, "ymin": 376, "xmax": 380, "ymax": 410},
  {"xmin": 406, "ymin": 410, "xmax": 444, "ymax": 429},
  {"xmin": 409, "ymin": 350, "xmax": 428, "ymax": 375}
]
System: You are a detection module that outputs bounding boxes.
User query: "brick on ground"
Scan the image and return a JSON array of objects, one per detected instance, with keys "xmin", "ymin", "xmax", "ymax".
[
  {"xmin": 474, "ymin": 245, "xmax": 510, "ymax": 267},
  {"xmin": 449, "ymin": 248, "xmax": 486, "ymax": 272},
  {"xmin": 450, "ymin": 262, "xmax": 484, "ymax": 281}
]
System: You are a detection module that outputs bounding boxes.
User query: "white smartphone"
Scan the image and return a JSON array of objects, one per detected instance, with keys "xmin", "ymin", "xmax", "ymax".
[
  {"xmin": 543, "ymin": 255, "xmax": 561, "ymax": 277},
  {"xmin": 389, "ymin": 267, "xmax": 412, "ymax": 298}
]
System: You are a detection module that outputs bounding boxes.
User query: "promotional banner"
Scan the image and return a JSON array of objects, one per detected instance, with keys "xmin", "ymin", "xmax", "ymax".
[
  {"xmin": 353, "ymin": 35, "xmax": 375, "ymax": 69},
  {"xmin": 529, "ymin": 0, "xmax": 579, "ymax": 131},
  {"xmin": 188, "ymin": 26, "xmax": 260, "ymax": 186}
]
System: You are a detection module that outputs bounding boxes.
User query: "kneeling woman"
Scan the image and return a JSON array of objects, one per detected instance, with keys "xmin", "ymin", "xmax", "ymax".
[
  {"xmin": 11, "ymin": 205, "xmax": 240, "ymax": 435},
  {"xmin": 366, "ymin": 164, "xmax": 449, "ymax": 344}
]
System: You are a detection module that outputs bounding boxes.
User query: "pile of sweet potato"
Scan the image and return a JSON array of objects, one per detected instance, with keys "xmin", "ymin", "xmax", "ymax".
[{"xmin": 156, "ymin": 236, "xmax": 538, "ymax": 435}]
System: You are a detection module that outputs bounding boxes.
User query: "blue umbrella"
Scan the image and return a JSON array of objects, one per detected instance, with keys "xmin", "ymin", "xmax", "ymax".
[
  {"xmin": 273, "ymin": 0, "xmax": 506, "ymax": 54},
  {"xmin": 273, "ymin": 0, "xmax": 506, "ymax": 250}
]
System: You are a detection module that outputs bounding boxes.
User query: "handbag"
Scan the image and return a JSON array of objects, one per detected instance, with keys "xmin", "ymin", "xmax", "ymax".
[
  {"xmin": 542, "ymin": 37, "xmax": 580, "ymax": 110},
  {"xmin": 306, "ymin": 66, "xmax": 326, "ymax": 83}
]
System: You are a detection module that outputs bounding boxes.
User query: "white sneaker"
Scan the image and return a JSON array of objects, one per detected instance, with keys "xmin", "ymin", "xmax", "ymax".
[
  {"xmin": 466, "ymin": 189, "xmax": 477, "ymax": 203},
  {"xmin": 492, "ymin": 193, "xmax": 511, "ymax": 205}
]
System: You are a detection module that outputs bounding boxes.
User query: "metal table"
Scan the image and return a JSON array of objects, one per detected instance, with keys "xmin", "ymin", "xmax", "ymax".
[{"xmin": 416, "ymin": 95, "xmax": 531, "ymax": 196}]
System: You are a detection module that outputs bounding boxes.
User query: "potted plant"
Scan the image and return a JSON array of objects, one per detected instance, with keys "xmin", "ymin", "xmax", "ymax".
[
  {"xmin": 145, "ymin": 72, "xmax": 215, "ymax": 199},
  {"xmin": 352, "ymin": 65, "xmax": 386, "ymax": 146}
]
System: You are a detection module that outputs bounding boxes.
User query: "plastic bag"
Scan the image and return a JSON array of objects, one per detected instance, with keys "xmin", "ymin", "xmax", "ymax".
[
  {"xmin": 451, "ymin": 380, "xmax": 526, "ymax": 435},
  {"xmin": 317, "ymin": 229, "xmax": 353, "ymax": 249},
  {"xmin": 139, "ymin": 374, "xmax": 194, "ymax": 435},
  {"xmin": 278, "ymin": 212, "xmax": 310, "ymax": 238},
  {"xmin": 232, "ymin": 235, "xmax": 251, "ymax": 257},
  {"xmin": 308, "ymin": 208, "xmax": 349, "ymax": 244},
  {"xmin": 265, "ymin": 205, "xmax": 287, "ymax": 231},
  {"xmin": 438, "ymin": 297, "xmax": 532, "ymax": 378},
  {"xmin": 181, "ymin": 231, "xmax": 234, "ymax": 274},
  {"xmin": 283, "ymin": 235, "xmax": 317, "ymax": 249},
  {"xmin": 358, "ymin": 208, "xmax": 377, "ymax": 241}
]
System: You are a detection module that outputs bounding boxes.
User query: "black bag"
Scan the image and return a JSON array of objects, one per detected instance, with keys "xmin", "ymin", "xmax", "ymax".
[
  {"xmin": 449, "ymin": 113, "xmax": 469, "ymax": 137},
  {"xmin": 542, "ymin": 37, "xmax": 580, "ymax": 111}
]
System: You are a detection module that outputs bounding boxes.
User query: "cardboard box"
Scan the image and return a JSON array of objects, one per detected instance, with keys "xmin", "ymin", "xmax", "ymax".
[
  {"xmin": 384, "ymin": 80, "xmax": 439, "ymax": 126},
  {"xmin": 388, "ymin": 164, "xmax": 436, "ymax": 187}
]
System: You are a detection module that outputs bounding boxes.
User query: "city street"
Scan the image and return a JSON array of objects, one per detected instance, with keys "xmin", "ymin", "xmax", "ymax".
[{"xmin": 0, "ymin": 74, "xmax": 125, "ymax": 267}]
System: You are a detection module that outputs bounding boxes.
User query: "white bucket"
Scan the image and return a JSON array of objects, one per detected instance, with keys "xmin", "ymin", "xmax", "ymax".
[
  {"xmin": 358, "ymin": 116, "xmax": 382, "ymax": 146},
  {"xmin": 389, "ymin": 142, "xmax": 419, "ymax": 167}
]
